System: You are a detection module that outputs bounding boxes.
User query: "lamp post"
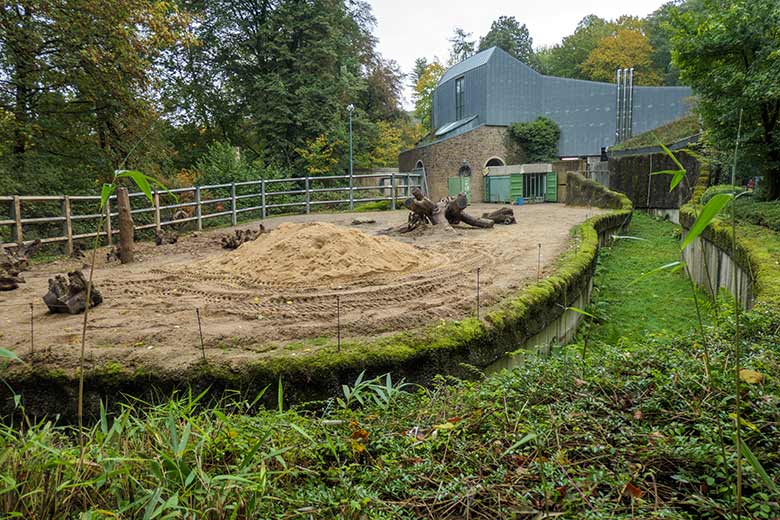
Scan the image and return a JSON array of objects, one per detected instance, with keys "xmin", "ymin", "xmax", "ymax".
[{"xmin": 347, "ymin": 103, "xmax": 354, "ymax": 210}]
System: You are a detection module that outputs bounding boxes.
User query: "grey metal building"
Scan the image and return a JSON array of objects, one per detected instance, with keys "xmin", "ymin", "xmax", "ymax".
[{"xmin": 431, "ymin": 46, "xmax": 693, "ymax": 157}]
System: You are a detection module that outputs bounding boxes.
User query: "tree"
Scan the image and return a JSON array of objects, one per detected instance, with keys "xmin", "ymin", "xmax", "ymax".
[
  {"xmin": 410, "ymin": 57, "xmax": 428, "ymax": 88},
  {"xmin": 509, "ymin": 117, "xmax": 560, "ymax": 162},
  {"xmin": 582, "ymin": 26, "xmax": 662, "ymax": 85},
  {"xmin": 535, "ymin": 15, "xmax": 611, "ymax": 78},
  {"xmin": 412, "ymin": 61, "xmax": 445, "ymax": 134},
  {"xmin": 644, "ymin": 1, "xmax": 684, "ymax": 85},
  {"xmin": 478, "ymin": 16, "xmax": 534, "ymax": 64},
  {"xmin": 672, "ymin": 0, "xmax": 780, "ymax": 199},
  {"xmin": 448, "ymin": 28, "xmax": 475, "ymax": 65},
  {"xmin": 295, "ymin": 134, "xmax": 341, "ymax": 176},
  {"xmin": 0, "ymin": 2, "xmax": 189, "ymax": 176}
]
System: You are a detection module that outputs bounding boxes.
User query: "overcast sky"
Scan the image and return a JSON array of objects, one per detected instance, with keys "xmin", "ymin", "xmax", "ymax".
[{"xmin": 367, "ymin": 0, "xmax": 669, "ymax": 109}]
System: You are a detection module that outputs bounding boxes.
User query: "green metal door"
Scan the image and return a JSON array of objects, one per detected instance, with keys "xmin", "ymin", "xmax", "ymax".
[
  {"xmin": 545, "ymin": 171, "xmax": 558, "ymax": 202},
  {"xmin": 484, "ymin": 175, "xmax": 510, "ymax": 203},
  {"xmin": 510, "ymin": 174, "xmax": 523, "ymax": 201},
  {"xmin": 448, "ymin": 176, "xmax": 471, "ymax": 203}
]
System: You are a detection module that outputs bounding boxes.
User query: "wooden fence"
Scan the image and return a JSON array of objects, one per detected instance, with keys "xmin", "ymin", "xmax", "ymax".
[{"xmin": 0, "ymin": 169, "xmax": 426, "ymax": 254}]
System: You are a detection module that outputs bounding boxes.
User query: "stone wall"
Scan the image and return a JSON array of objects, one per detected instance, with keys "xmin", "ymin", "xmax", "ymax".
[{"xmin": 398, "ymin": 125, "xmax": 523, "ymax": 201}]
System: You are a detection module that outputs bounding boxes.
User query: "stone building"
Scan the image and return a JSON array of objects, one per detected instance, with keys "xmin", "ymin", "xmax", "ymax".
[{"xmin": 399, "ymin": 46, "xmax": 693, "ymax": 200}]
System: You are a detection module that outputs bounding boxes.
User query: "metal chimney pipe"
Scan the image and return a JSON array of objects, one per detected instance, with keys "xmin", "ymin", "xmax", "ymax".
[
  {"xmin": 627, "ymin": 68, "xmax": 634, "ymax": 138},
  {"xmin": 615, "ymin": 68, "xmax": 622, "ymax": 143},
  {"xmin": 621, "ymin": 68, "xmax": 629, "ymax": 141}
]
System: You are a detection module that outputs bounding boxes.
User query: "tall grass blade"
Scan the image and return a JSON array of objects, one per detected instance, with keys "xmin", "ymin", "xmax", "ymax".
[
  {"xmin": 680, "ymin": 193, "xmax": 733, "ymax": 250},
  {"xmin": 740, "ymin": 440, "xmax": 778, "ymax": 494}
]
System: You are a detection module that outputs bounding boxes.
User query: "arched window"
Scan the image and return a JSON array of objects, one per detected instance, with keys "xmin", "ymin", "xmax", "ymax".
[
  {"xmin": 485, "ymin": 157, "xmax": 505, "ymax": 167},
  {"xmin": 415, "ymin": 160, "xmax": 424, "ymax": 170},
  {"xmin": 458, "ymin": 160, "xmax": 472, "ymax": 177}
]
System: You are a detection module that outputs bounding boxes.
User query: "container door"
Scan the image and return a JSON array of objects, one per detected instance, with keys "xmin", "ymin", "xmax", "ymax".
[
  {"xmin": 545, "ymin": 171, "xmax": 557, "ymax": 202},
  {"xmin": 510, "ymin": 174, "xmax": 523, "ymax": 201},
  {"xmin": 447, "ymin": 176, "xmax": 461, "ymax": 198}
]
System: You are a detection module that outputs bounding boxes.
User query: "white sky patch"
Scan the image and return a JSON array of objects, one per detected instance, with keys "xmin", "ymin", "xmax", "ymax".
[{"xmin": 367, "ymin": 0, "xmax": 669, "ymax": 110}]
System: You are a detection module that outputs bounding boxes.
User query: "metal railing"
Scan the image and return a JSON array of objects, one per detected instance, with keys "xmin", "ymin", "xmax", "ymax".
[{"xmin": 0, "ymin": 169, "xmax": 426, "ymax": 254}]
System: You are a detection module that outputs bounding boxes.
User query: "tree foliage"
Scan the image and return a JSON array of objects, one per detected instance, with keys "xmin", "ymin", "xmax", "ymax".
[
  {"xmin": 412, "ymin": 61, "xmax": 445, "ymax": 134},
  {"xmin": 448, "ymin": 28, "xmax": 475, "ymax": 66},
  {"xmin": 671, "ymin": 0, "xmax": 780, "ymax": 200},
  {"xmin": 582, "ymin": 25, "xmax": 662, "ymax": 85},
  {"xmin": 478, "ymin": 16, "xmax": 534, "ymax": 64},
  {"xmin": 509, "ymin": 117, "xmax": 560, "ymax": 162}
]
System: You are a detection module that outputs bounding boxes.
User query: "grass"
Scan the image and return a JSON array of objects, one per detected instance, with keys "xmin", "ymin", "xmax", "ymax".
[
  {"xmin": 611, "ymin": 114, "xmax": 700, "ymax": 151},
  {"xmin": 588, "ymin": 212, "xmax": 710, "ymax": 344}
]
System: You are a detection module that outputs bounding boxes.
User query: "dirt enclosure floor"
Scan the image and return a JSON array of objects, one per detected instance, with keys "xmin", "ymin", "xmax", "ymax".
[{"xmin": 1, "ymin": 203, "xmax": 603, "ymax": 373}]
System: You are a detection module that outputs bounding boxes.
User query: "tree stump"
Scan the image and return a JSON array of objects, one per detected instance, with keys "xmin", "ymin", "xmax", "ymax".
[
  {"xmin": 43, "ymin": 270, "xmax": 103, "ymax": 314},
  {"xmin": 0, "ymin": 239, "xmax": 42, "ymax": 291},
  {"xmin": 116, "ymin": 187, "xmax": 134, "ymax": 263},
  {"xmin": 154, "ymin": 229, "xmax": 178, "ymax": 246},
  {"xmin": 221, "ymin": 225, "xmax": 266, "ymax": 249}
]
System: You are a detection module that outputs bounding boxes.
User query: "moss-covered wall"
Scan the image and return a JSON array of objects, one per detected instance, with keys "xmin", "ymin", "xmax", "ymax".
[
  {"xmin": 4, "ymin": 195, "xmax": 632, "ymax": 422},
  {"xmin": 608, "ymin": 151, "xmax": 701, "ymax": 209}
]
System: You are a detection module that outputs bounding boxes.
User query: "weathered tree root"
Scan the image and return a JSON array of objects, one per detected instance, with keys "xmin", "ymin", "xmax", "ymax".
[
  {"xmin": 0, "ymin": 239, "xmax": 42, "ymax": 291},
  {"xmin": 398, "ymin": 188, "xmax": 494, "ymax": 232},
  {"xmin": 155, "ymin": 229, "xmax": 179, "ymax": 246},
  {"xmin": 221, "ymin": 225, "xmax": 266, "ymax": 249},
  {"xmin": 43, "ymin": 270, "xmax": 103, "ymax": 314}
]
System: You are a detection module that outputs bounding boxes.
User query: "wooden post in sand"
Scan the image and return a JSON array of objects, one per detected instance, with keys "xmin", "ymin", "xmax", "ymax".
[{"xmin": 116, "ymin": 187, "xmax": 134, "ymax": 264}]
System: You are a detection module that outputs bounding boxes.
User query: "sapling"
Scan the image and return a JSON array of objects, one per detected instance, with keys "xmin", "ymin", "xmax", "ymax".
[{"xmin": 77, "ymin": 169, "xmax": 169, "ymax": 463}]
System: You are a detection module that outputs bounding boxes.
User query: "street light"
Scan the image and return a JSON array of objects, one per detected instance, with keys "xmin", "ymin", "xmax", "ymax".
[{"xmin": 347, "ymin": 103, "xmax": 355, "ymax": 210}]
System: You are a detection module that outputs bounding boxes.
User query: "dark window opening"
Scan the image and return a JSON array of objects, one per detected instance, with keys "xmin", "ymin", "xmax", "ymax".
[{"xmin": 455, "ymin": 77, "xmax": 465, "ymax": 120}]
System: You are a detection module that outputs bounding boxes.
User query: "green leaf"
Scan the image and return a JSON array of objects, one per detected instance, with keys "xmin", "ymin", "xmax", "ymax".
[
  {"xmin": 658, "ymin": 140, "xmax": 685, "ymax": 171},
  {"xmin": 0, "ymin": 348, "xmax": 20, "ymax": 362},
  {"xmin": 680, "ymin": 193, "xmax": 733, "ymax": 251},
  {"xmin": 100, "ymin": 184, "xmax": 116, "ymax": 210},
  {"xmin": 566, "ymin": 306, "xmax": 596, "ymax": 319},
  {"xmin": 740, "ymin": 440, "xmax": 779, "ymax": 494},
  {"xmin": 116, "ymin": 170, "xmax": 153, "ymax": 204},
  {"xmin": 651, "ymin": 169, "xmax": 687, "ymax": 191},
  {"xmin": 501, "ymin": 432, "xmax": 537, "ymax": 457},
  {"xmin": 628, "ymin": 261, "xmax": 685, "ymax": 287}
]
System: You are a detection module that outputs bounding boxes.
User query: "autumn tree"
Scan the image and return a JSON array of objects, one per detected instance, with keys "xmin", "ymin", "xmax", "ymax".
[
  {"xmin": 535, "ymin": 15, "xmax": 611, "ymax": 78},
  {"xmin": 478, "ymin": 16, "xmax": 534, "ymax": 64},
  {"xmin": 582, "ymin": 27, "xmax": 662, "ymax": 85},
  {"xmin": 296, "ymin": 135, "xmax": 342, "ymax": 176},
  {"xmin": 412, "ymin": 61, "xmax": 445, "ymax": 134},
  {"xmin": 672, "ymin": 0, "xmax": 780, "ymax": 200}
]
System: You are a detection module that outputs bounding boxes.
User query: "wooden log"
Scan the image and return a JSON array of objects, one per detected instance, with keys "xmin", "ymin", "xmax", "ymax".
[
  {"xmin": 43, "ymin": 270, "xmax": 103, "ymax": 314},
  {"xmin": 116, "ymin": 187, "xmax": 134, "ymax": 264},
  {"xmin": 482, "ymin": 207, "xmax": 516, "ymax": 225}
]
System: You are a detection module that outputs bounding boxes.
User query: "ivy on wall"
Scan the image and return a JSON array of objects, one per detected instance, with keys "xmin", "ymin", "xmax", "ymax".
[{"xmin": 509, "ymin": 116, "xmax": 561, "ymax": 162}]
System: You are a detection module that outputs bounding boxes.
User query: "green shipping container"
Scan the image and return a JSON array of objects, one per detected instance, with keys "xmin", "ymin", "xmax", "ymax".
[
  {"xmin": 545, "ymin": 171, "xmax": 558, "ymax": 202},
  {"xmin": 447, "ymin": 176, "xmax": 471, "ymax": 203},
  {"xmin": 483, "ymin": 175, "xmax": 511, "ymax": 203}
]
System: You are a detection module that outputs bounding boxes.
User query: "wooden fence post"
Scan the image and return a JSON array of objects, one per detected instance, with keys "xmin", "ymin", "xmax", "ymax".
[
  {"xmin": 390, "ymin": 173, "xmax": 396, "ymax": 211},
  {"xmin": 154, "ymin": 190, "xmax": 161, "ymax": 232},
  {"xmin": 12, "ymin": 196, "xmax": 22, "ymax": 245},
  {"xmin": 230, "ymin": 183, "xmax": 237, "ymax": 226},
  {"xmin": 63, "ymin": 196, "xmax": 73, "ymax": 256},
  {"xmin": 105, "ymin": 198, "xmax": 113, "ymax": 245},
  {"xmin": 261, "ymin": 180, "xmax": 266, "ymax": 219},
  {"xmin": 305, "ymin": 177, "xmax": 310, "ymax": 214},
  {"xmin": 116, "ymin": 187, "xmax": 134, "ymax": 263},
  {"xmin": 195, "ymin": 186, "xmax": 202, "ymax": 231}
]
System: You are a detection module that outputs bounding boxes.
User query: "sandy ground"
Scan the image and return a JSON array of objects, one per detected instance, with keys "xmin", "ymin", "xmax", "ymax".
[{"xmin": 0, "ymin": 203, "xmax": 603, "ymax": 373}]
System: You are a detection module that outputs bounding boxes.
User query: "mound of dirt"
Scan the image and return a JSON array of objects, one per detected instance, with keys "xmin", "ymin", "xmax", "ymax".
[{"xmin": 199, "ymin": 222, "xmax": 446, "ymax": 286}]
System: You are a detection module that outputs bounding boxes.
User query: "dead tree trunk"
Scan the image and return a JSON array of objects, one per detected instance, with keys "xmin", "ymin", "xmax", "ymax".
[
  {"xmin": 0, "ymin": 239, "xmax": 41, "ymax": 291},
  {"xmin": 43, "ymin": 270, "xmax": 103, "ymax": 314},
  {"xmin": 116, "ymin": 187, "xmax": 134, "ymax": 264},
  {"xmin": 482, "ymin": 207, "xmax": 516, "ymax": 225},
  {"xmin": 444, "ymin": 193, "xmax": 494, "ymax": 228},
  {"xmin": 397, "ymin": 190, "xmax": 493, "ymax": 232}
]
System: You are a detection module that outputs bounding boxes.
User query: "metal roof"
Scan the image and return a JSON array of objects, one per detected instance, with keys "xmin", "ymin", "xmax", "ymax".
[{"xmin": 438, "ymin": 47, "xmax": 496, "ymax": 85}]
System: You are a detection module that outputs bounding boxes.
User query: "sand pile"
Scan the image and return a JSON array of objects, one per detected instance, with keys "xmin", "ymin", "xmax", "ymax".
[{"xmin": 200, "ymin": 222, "xmax": 446, "ymax": 286}]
